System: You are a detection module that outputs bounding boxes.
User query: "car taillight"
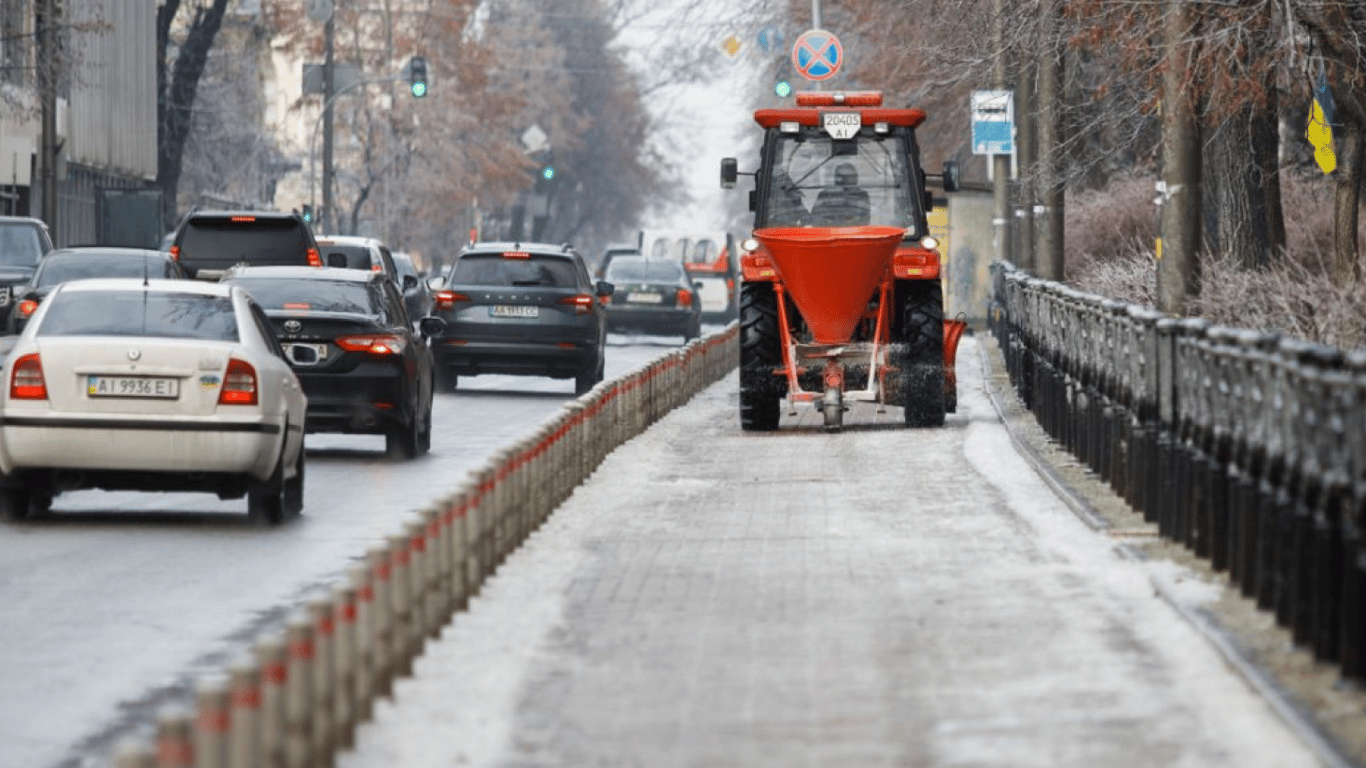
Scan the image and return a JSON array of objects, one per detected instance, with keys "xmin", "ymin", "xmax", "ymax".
[
  {"xmin": 306, "ymin": 247, "xmax": 322, "ymax": 267},
  {"xmin": 434, "ymin": 290, "xmax": 470, "ymax": 311},
  {"xmin": 335, "ymin": 334, "xmax": 405, "ymax": 355},
  {"xmin": 218, "ymin": 358, "xmax": 259, "ymax": 405},
  {"xmin": 558, "ymin": 294, "xmax": 594, "ymax": 315},
  {"xmin": 17, "ymin": 298, "xmax": 39, "ymax": 318},
  {"xmin": 169, "ymin": 244, "xmax": 180, "ymax": 261},
  {"xmin": 677, "ymin": 290, "xmax": 693, "ymax": 308},
  {"xmin": 10, "ymin": 353, "xmax": 45, "ymax": 400}
]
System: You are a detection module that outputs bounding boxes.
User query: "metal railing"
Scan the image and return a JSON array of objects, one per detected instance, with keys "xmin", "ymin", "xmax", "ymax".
[{"xmin": 989, "ymin": 261, "xmax": 1366, "ymax": 676}]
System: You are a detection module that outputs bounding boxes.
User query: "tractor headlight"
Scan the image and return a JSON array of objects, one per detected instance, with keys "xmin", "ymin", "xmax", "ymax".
[
  {"xmin": 920, "ymin": 236, "xmax": 939, "ymax": 251},
  {"xmin": 742, "ymin": 237, "xmax": 760, "ymax": 253}
]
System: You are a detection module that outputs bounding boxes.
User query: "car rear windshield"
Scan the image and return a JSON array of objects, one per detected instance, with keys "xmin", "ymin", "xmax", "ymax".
[
  {"xmin": 177, "ymin": 217, "xmax": 311, "ymax": 271},
  {"xmin": 450, "ymin": 253, "xmax": 578, "ymax": 288},
  {"xmin": 230, "ymin": 278, "xmax": 375, "ymax": 315},
  {"xmin": 606, "ymin": 258, "xmax": 685, "ymax": 282},
  {"xmin": 317, "ymin": 244, "xmax": 375, "ymax": 270},
  {"xmin": 36, "ymin": 291, "xmax": 240, "ymax": 341},
  {"xmin": 37, "ymin": 255, "xmax": 165, "ymax": 286}
]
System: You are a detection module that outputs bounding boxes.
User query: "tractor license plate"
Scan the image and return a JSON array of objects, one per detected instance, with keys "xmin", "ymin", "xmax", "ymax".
[
  {"xmin": 491, "ymin": 305, "xmax": 538, "ymax": 318},
  {"xmin": 822, "ymin": 111, "xmax": 861, "ymax": 139}
]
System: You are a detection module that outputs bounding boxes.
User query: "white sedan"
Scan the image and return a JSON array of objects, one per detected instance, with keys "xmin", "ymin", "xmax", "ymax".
[{"xmin": 0, "ymin": 278, "xmax": 307, "ymax": 524}]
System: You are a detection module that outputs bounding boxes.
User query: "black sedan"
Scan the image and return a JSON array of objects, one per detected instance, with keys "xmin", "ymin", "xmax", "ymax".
[
  {"xmin": 602, "ymin": 256, "xmax": 703, "ymax": 341},
  {"xmin": 7, "ymin": 246, "xmax": 189, "ymax": 335},
  {"xmin": 223, "ymin": 265, "xmax": 440, "ymax": 460}
]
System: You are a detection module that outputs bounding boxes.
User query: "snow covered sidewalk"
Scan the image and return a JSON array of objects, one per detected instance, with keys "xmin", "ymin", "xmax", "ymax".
[{"xmin": 336, "ymin": 335, "xmax": 1328, "ymax": 768}]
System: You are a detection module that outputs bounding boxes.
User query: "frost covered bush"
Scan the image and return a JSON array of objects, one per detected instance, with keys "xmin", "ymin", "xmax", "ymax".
[{"xmin": 1063, "ymin": 172, "xmax": 1366, "ymax": 351}]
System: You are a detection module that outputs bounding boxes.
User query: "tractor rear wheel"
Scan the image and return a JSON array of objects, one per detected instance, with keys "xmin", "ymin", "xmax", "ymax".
[
  {"xmin": 739, "ymin": 282, "xmax": 782, "ymax": 431},
  {"xmin": 898, "ymin": 280, "xmax": 946, "ymax": 427}
]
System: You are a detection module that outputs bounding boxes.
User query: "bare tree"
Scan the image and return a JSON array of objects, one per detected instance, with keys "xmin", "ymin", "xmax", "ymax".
[{"xmin": 157, "ymin": 0, "xmax": 232, "ymax": 230}]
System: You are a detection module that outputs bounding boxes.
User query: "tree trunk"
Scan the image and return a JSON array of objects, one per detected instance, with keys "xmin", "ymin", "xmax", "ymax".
[
  {"xmin": 156, "ymin": 0, "xmax": 231, "ymax": 231},
  {"xmin": 1203, "ymin": 97, "xmax": 1283, "ymax": 270},
  {"xmin": 1157, "ymin": 0, "xmax": 1201, "ymax": 315},
  {"xmin": 1331, "ymin": 119, "xmax": 1364, "ymax": 284}
]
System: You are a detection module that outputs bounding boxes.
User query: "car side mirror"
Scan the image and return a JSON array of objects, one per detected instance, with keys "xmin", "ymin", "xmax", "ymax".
[
  {"xmin": 720, "ymin": 157, "xmax": 738, "ymax": 189},
  {"xmin": 426, "ymin": 275, "xmax": 445, "ymax": 291},
  {"xmin": 596, "ymin": 280, "xmax": 614, "ymax": 297},
  {"xmin": 418, "ymin": 316, "xmax": 447, "ymax": 337},
  {"xmin": 403, "ymin": 275, "xmax": 417, "ymax": 291},
  {"xmin": 693, "ymin": 281, "xmax": 704, "ymax": 290}
]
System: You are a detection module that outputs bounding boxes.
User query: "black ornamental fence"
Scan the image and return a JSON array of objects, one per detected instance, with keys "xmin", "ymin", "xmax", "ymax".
[{"xmin": 989, "ymin": 261, "xmax": 1366, "ymax": 677}]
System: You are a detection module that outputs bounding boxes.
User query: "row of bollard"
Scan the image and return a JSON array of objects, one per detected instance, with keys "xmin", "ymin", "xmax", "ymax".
[
  {"xmin": 108, "ymin": 327, "xmax": 739, "ymax": 768},
  {"xmin": 989, "ymin": 261, "xmax": 1366, "ymax": 681}
]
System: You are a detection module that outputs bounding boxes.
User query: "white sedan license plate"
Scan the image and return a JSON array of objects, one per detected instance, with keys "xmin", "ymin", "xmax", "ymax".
[
  {"xmin": 627, "ymin": 292, "xmax": 663, "ymax": 304},
  {"xmin": 87, "ymin": 375, "xmax": 180, "ymax": 399},
  {"xmin": 490, "ymin": 305, "xmax": 538, "ymax": 318}
]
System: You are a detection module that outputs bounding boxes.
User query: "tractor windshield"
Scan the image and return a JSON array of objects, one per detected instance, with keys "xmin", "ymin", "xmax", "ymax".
[{"xmin": 762, "ymin": 133, "xmax": 920, "ymax": 237}]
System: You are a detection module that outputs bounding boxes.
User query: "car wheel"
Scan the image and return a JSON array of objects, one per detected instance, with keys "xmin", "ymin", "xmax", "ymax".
[
  {"xmin": 386, "ymin": 419, "xmax": 421, "ymax": 460},
  {"xmin": 574, "ymin": 369, "xmax": 596, "ymax": 396},
  {"xmin": 417, "ymin": 400, "xmax": 433, "ymax": 455},
  {"xmin": 684, "ymin": 315, "xmax": 702, "ymax": 342},
  {"xmin": 1, "ymin": 485, "xmax": 32, "ymax": 521},
  {"xmin": 248, "ymin": 449, "xmax": 288, "ymax": 525},
  {"xmin": 284, "ymin": 443, "xmax": 305, "ymax": 518},
  {"xmin": 436, "ymin": 367, "xmax": 458, "ymax": 392}
]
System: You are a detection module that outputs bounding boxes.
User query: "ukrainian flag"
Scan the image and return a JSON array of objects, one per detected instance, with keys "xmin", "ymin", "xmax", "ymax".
[{"xmin": 1307, "ymin": 69, "xmax": 1336, "ymax": 175}]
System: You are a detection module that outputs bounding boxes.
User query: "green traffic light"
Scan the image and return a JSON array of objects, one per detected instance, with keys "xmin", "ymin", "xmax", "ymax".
[
  {"xmin": 542, "ymin": 167, "xmax": 555, "ymax": 180},
  {"xmin": 775, "ymin": 80, "xmax": 792, "ymax": 98},
  {"xmin": 411, "ymin": 81, "xmax": 427, "ymax": 98}
]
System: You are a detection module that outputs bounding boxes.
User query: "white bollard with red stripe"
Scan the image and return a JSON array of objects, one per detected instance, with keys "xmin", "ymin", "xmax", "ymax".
[
  {"xmin": 192, "ymin": 676, "xmax": 230, "ymax": 768},
  {"xmin": 226, "ymin": 659, "xmax": 261, "ymax": 768}
]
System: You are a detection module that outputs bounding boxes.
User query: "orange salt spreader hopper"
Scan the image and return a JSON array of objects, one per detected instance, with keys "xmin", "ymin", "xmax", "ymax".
[{"xmin": 752, "ymin": 226, "xmax": 905, "ymax": 345}]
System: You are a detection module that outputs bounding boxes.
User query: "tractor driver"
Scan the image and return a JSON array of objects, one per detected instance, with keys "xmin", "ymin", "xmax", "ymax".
[
  {"xmin": 811, "ymin": 163, "xmax": 871, "ymax": 226},
  {"xmin": 768, "ymin": 169, "xmax": 809, "ymax": 227}
]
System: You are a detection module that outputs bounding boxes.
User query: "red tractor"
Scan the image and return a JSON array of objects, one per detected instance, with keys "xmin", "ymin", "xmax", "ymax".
[{"xmin": 721, "ymin": 90, "xmax": 963, "ymax": 431}]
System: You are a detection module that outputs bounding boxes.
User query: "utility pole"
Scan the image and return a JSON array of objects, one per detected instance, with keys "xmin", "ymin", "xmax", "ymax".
[
  {"xmin": 321, "ymin": 12, "xmax": 336, "ymax": 234},
  {"xmin": 991, "ymin": 0, "xmax": 1013, "ymax": 266},
  {"xmin": 1037, "ymin": 0, "xmax": 1065, "ymax": 281},
  {"xmin": 37, "ymin": 0, "xmax": 58, "ymax": 234}
]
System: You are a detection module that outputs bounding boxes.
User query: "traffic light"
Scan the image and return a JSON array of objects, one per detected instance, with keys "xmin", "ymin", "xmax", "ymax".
[
  {"xmin": 775, "ymin": 80, "xmax": 792, "ymax": 98},
  {"xmin": 301, "ymin": 204, "xmax": 313, "ymax": 224},
  {"xmin": 409, "ymin": 56, "xmax": 428, "ymax": 98}
]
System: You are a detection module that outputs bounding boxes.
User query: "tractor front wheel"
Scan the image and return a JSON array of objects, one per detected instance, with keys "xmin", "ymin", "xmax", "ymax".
[
  {"xmin": 739, "ymin": 282, "xmax": 782, "ymax": 431},
  {"xmin": 898, "ymin": 280, "xmax": 946, "ymax": 428}
]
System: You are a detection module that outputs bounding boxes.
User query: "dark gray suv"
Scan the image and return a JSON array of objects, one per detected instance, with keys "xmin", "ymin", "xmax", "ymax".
[
  {"xmin": 428, "ymin": 241, "xmax": 613, "ymax": 395},
  {"xmin": 0, "ymin": 217, "xmax": 54, "ymax": 323},
  {"xmin": 169, "ymin": 210, "xmax": 320, "ymax": 280}
]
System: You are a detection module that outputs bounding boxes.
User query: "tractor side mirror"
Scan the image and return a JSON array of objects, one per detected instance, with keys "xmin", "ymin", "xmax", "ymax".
[
  {"xmin": 720, "ymin": 158, "xmax": 738, "ymax": 189},
  {"xmin": 941, "ymin": 161, "xmax": 960, "ymax": 193},
  {"xmin": 748, "ymin": 190, "xmax": 756, "ymax": 212}
]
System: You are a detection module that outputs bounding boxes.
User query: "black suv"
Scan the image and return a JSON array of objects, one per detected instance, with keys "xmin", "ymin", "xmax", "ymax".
[
  {"xmin": 169, "ymin": 210, "xmax": 320, "ymax": 280},
  {"xmin": 428, "ymin": 241, "xmax": 613, "ymax": 395},
  {"xmin": 223, "ymin": 265, "xmax": 440, "ymax": 459},
  {"xmin": 0, "ymin": 217, "xmax": 54, "ymax": 321}
]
